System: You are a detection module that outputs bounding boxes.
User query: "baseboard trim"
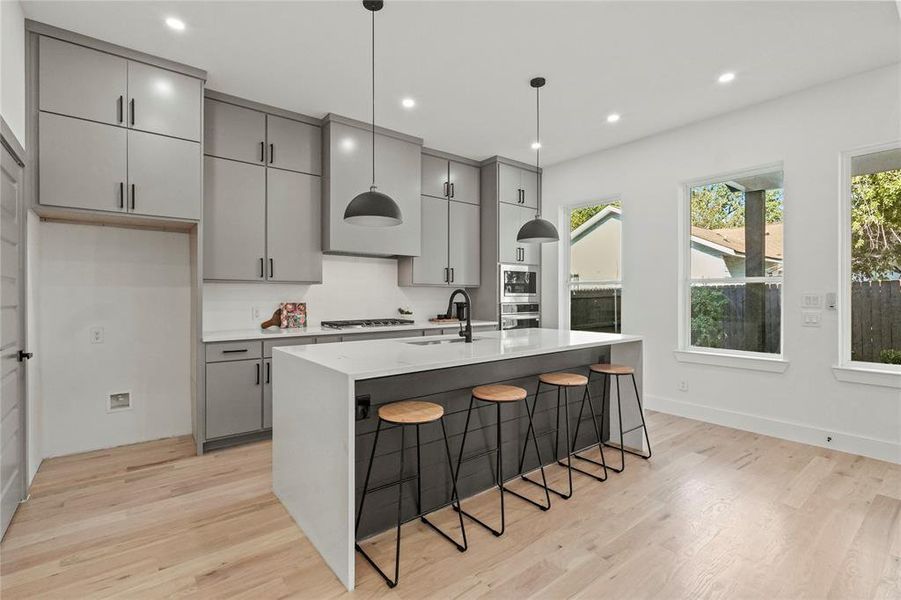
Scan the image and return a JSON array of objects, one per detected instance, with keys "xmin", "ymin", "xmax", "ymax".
[{"xmin": 645, "ymin": 394, "xmax": 900, "ymax": 464}]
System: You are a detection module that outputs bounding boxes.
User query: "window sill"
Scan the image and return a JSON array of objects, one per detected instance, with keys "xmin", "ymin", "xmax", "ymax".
[
  {"xmin": 673, "ymin": 349, "xmax": 789, "ymax": 373},
  {"xmin": 832, "ymin": 365, "xmax": 901, "ymax": 389}
]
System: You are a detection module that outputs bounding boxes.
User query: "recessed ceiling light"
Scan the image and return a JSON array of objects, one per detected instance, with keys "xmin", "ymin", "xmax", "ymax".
[
  {"xmin": 401, "ymin": 98, "xmax": 416, "ymax": 109},
  {"xmin": 165, "ymin": 17, "xmax": 186, "ymax": 31},
  {"xmin": 606, "ymin": 113, "xmax": 621, "ymax": 123},
  {"xmin": 718, "ymin": 72, "xmax": 736, "ymax": 84},
  {"xmin": 531, "ymin": 141, "xmax": 541, "ymax": 150}
]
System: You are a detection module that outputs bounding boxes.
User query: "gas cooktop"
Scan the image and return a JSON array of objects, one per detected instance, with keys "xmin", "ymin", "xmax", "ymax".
[{"xmin": 320, "ymin": 318, "xmax": 415, "ymax": 330}]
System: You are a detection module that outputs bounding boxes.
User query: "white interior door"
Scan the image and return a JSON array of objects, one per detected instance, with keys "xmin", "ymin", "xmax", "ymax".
[{"xmin": 0, "ymin": 138, "xmax": 27, "ymax": 539}]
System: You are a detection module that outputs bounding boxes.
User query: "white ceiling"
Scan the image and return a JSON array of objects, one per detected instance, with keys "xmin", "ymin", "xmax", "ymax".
[{"xmin": 22, "ymin": 1, "xmax": 901, "ymax": 166}]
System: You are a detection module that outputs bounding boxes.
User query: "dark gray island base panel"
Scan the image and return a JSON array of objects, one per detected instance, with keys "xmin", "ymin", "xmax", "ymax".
[{"xmin": 353, "ymin": 346, "xmax": 630, "ymax": 539}]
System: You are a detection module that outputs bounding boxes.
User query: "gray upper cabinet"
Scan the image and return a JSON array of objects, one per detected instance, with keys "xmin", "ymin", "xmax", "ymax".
[
  {"xmin": 499, "ymin": 202, "xmax": 539, "ymax": 265},
  {"xmin": 204, "ymin": 99, "xmax": 267, "ymax": 165},
  {"xmin": 127, "ymin": 130, "xmax": 201, "ymax": 220},
  {"xmin": 421, "ymin": 154, "xmax": 449, "ymax": 199},
  {"xmin": 322, "ymin": 117, "xmax": 421, "ymax": 256},
  {"xmin": 39, "ymin": 36, "xmax": 127, "ymax": 126},
  {"xmin": 127, "ymin": 61, "xmax": 202, "ymax": 141},
  {"xmin": 203, "ymin": 156, "xmax": 266, "ymax": 280},
  {"xmin": 39, "ymin": 112, "xmax": 127, "ymax": 212},
  {"xmin": 498, "ymin": 163, "xmax": 539, "ymax": 209},
  {"xmin": 267, "ymin": 169, "xmax": 322, "ymax": 283},
  {"xmin": 409, "ymin": 195, "xmax": 450, "ymax": 285},
  {"xmin": 267, "ymin": 115, "xmax": 321, "ymax": 175},
  {"xmin": 205, "ymin": 360, "xmax": 263, "ymax": 439},
  {"xmin": 449, "ymin": 161, "xmax": 480, "ymax": 205},
  {"xmin": 449, "ymin": 201, "xmax": 480, "ymax": 285}
]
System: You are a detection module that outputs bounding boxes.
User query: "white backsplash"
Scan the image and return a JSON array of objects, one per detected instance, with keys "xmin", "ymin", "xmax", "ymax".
[{"xmin": 203, "ymin": 254, "xmax": 458, "ymax": 330}]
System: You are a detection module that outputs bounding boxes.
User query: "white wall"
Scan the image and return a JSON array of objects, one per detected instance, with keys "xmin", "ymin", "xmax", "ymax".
[
  {"xmin": 25, "ymin": 211, "xmax": 41, "ymax": 482},
  {"xmin": 542, "ymin": 64, "xmax": 901, "ymax": 463},
  {"xmin": 0, "ymin": 0, "xmax": 26, "ymax": 146},
  {"xmin": 37, "ymin": 222, "xmax": 192, "ymax": 458},
  {"xmin": 204, "ymin": 254, "xmax": 459, "ymax": 331}
]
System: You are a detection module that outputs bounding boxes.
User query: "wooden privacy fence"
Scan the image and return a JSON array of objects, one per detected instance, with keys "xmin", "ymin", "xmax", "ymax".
[{"xmin": 570, "ymin": 281, "xmax": 900, "ymax": 361}]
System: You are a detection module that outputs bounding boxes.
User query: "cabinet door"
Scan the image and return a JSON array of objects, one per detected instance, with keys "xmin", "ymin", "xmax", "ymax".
[
  {"xmin": 39, "ymin": 36, "xmax": 127, "ymax": 126},
  {"xmin": 448, "ymin": 161, "xmax": 480, "ymax": 205},
  {"xmin": 203, "ymin": 157, "xmax": 266, "ymax": 280},
  {"xmin": 205, "ymin": 360, "xmax": 263, "ymax": 439},
  {"xmin": 204, "ymin": 99, "xmax": 267, "ymax": 165},
  {"xmin": 127, "ymin": 61, "xmax": 202, "ymax": 141},
  {"xmin": 412, "ymin": 195, "xmax": 449, "ymax": 285},
  {"xmin": 266, "ymin": 169, "xmax": 322, "ymax": 283},
  {"xmin": 421, "ymin": 155, "xmax": 448, "ymax": 199},
  {"xmin": 38, "ymin": 113, "xmax": 127, "ymax": 212},
  {"xmin": 497, "ymin": 163, "xmax": 522, "ymax": 206},
  {"xmin": 263, "ymin": 359, "xmax": 272, "ymax": 429},
  {"xmin": 498, "ymin": 202, "xmax": 522, "ymax": 263},
  {"xmin": 520, "ymin": 169, "xmax": 539, "ymax": 209},
  {"xmin": 449, "ymin": 201, "xmax": 480, "ymax": 286},
  {"xmin": 127, "ymin": 130, "xmax": 201, "ymax": 220},
  {"xmin": 267, "ymin": 115, "xmax": 321, "ymax": 175}
]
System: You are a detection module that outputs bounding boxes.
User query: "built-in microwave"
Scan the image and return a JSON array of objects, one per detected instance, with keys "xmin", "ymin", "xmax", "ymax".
[{"xmin": 500, "ymin": 264, "xmax": 539, "ymax": 303}]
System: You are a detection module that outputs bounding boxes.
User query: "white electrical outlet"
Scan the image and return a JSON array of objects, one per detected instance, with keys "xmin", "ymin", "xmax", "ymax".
[
  {"xmin": 90, "ymin": 327, "xmax": 104, "ymax": 344},
  {"xmin": 802, "ymin": 311, "xmax": 822, "ymax": 327},
  {"xmin": 678, "ymin": 380, "xmax": 689, "ymax": 392},
  {"xmin": 801, "ymin": 293, "xmax": 823, "ymax": 308}
]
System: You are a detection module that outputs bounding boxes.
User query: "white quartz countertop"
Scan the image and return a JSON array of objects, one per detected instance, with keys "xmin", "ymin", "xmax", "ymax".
[
  {"xmin": 203, "ymin": 320, "xmax": 498, "ymax": 343},
  {"xmin": 273, "ymin": 328, "xmax": 642, "ymax": 379}
]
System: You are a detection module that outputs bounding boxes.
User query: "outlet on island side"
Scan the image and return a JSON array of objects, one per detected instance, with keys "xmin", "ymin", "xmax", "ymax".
[
  {"xmin": 90, "ymin": 327, "xmax": 104, "ymax": 344},
  {"xmin": 678, "ymin": 380, "xmax": 689, "ymax": 392}
]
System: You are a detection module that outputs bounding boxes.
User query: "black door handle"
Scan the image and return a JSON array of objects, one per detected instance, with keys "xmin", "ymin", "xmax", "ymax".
[
  {"xmin": 266, "ymin": 362, "xmax": 270, "ymax": 384},
  {"xmin": 260, "ymin": 141, "xmax": 265, "ymax": 163},
  {"xmin": 259, "ymin": 258, "xmax": 265, "ymax": 278},
  {"xmin": 269, "ymin": 258, "xmax": 274, "ymax": 278},
  {"xmin": 450, "ymin": 267, "xmax": 455, "ymax": 282},
  {"xmin": 269, "ymin": 144, "xmax": 274, "ymax": 164},
  {"xmin": 443, "ymin": 181, "xmax": 448, "ymax": 197},
  {"xmin": 130, "ymin": 184, "xmax": 136, "ymax": 210},
  {"xmin": 450, "ymin": 183, "xmax": 455, "ymax": 198},
  {"xmin": 222, "ymin": 348, "xmax": 248, "ymax": 354},
  {"xmin": 117, "ymin": 95, "xmax": 124, "ymax": 123},
  {"xmin": 119, "ymin": 182, "xmax": 124, "ymax": 209},
  {"xmin": 17, "ymin": 350, "xmax": 33, "ymax": 362},
  {"xmin": 129, "ymin": 98, "xmax": 135, "ymax": 126},
  {"xmin": 256, "ymin": 363, "xmax": 260, "ymax": 385}
]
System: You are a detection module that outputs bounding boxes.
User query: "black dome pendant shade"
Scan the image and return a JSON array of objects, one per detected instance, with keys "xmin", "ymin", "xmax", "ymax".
[
  {"xmin": 344, "ymin": 0, "xmax": 403, "ymax": 227},
  {"xmin": 517, "ymin": 77, "xmax": 559, "ymax": 244}
]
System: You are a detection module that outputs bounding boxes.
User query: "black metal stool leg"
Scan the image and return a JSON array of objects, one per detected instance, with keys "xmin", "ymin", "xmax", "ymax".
[
  {"xmin": 598, "ymin": 372, "xmax": 625, "ymax": 473},
  {"xmin": 419, "ymin": 417, "xmax": 468, "ymax": 552},
  {"xmin": 552, "ymin": 386, "xmax": 574, "ymax": 498},
  {"xmin": 569, "ymin": 376, "xmax": 609, "ymax": 481},
  {"xmin": 454, "ymin": 396, "xmax": 505, "ymax": 537},
  {"xmin": 355, "ymin": 419, "xmax": 382, "ymax": 536},
  {"xmin": 506, "ymin": 394, "xmax": 551, "ymax": 510},
  {"xmin": 613, "ymin": 373, "xmax": 651, "ymax": 460}
]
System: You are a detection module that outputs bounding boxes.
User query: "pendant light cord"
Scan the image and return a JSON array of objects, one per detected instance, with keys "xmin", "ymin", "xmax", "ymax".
[
  {"xmin": 535, "ymin": 83, "xmax": 541, "ymax": 216},
  {"xmin": 371, "ymin": 10, "xmax": 376, "ymax": 188}
]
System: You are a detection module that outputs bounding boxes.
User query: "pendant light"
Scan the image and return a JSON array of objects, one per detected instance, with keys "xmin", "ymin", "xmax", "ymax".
[
  {"xmin": 516, "ymin": 77, "xmax": 559, "ymax": 244},
  {"xmin": 344, "ymin": 1, "xmax": 403, "ymax": 227}
]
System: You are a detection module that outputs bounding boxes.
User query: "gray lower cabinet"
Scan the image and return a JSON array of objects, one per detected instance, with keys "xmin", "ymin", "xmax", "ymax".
[
  {"xmin": 499, "ymin": 202, "xmax": 539, "ymax": 265},
  {"xmin": 267, "ymin": 115, "xmax": 320, "ymax": 175},
  {"xmin": 203, "ymin": 157, "xmax": 267, "ymax": 280},
  {"xmin": 39, "ymin": 112, "xmax": 127, "ymax": 212},
  {"xmin": 263, "ymin": 359, "xmax": 272, "ymax": 429},
  {"xmin": 204, "ymin": 98, "xmax": 267, "ymax": 165},
  {"xmin": 449, "ymin": 201, "xmax": 480, "ymax": 285},
  {"xmin": 38, "ymin": 35, "xmax": 127, "ymax": 127},
  {"xmin": 127, "ymin": 130, "xmax": 201, "ymax": 219},
  {"xmin": 205, "ymin": 359, "xmax": 264, "ymax": 439},
  {"xmin": 266, "ymin": 169, "xmax": 322, "ymax": 283},
  {"xmin": 127, "ymin": 61, "xmax": 202, "ymax": 142}
]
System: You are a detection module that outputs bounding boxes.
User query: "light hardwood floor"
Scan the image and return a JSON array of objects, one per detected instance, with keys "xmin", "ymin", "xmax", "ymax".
[{"xmin": 1, "ymin": 412, "xmax": 899, "ymax": 599}]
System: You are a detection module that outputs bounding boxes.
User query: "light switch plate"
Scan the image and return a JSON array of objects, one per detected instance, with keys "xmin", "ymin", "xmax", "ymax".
[
  {"xmin": 801, "ymin": 293, "xmax": 823, "ymax": 308},
  {"xmin": 802, "ymin": 311, "xmax": 822, "ymax": 327}
]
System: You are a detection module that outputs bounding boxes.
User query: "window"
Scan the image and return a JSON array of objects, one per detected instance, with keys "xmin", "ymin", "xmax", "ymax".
[
  {"xmin": 845, "ymin": 147, "xmax": 901, "ymax": 367},
  {"xmin": 566, "ymin": 201, "xmax": 622, "ymax": 333},
  {"xmin": 684, "ymin": 169, "xmax": 784, "ymax": 355}
]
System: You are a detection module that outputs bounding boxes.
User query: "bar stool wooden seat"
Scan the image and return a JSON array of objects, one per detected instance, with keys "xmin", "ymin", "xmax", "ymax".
[
  {"xmin": 519, "ymin": 371, "xmax": 608, "ymax": 500},
  {"xmin": 356, "ymin": 400, "xmax": 467, "ymax": 588},
  {"xmin": 588, "ymin": 363, "xmax": 651, "ymax": 473},
  {"xmin": 454, "ymin": 384, "xmax": 551, "ymax": 537}
]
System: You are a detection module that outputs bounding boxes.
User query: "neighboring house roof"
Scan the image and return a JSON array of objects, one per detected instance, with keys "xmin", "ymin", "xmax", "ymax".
[
  {"xmin": 571, "ymin": 206, "xmax": 783, "ymax": 263},
  {"xmin": 691, "ymin": 223, "xmax": 783, "ymax": 260}
]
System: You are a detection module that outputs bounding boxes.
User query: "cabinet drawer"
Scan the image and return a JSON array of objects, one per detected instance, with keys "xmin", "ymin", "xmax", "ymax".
[
  {"xmin": 263, "ymin": 336, "xmax": 314, "ymax": 358},
  {"xmin": 206, "ymin": 341, "xmax": 262, "ymax": 362}
]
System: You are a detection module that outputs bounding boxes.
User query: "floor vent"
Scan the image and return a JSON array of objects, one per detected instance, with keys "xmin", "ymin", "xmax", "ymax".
[{"xmin": 108, "ymin": 392, "xmax": 132, "ymax": 412}]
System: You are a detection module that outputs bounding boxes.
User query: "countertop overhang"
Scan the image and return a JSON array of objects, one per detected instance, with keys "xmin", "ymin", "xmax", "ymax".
[{"xmin": 272, "ymin": 328, "xmax": 642, "ymax": 379}]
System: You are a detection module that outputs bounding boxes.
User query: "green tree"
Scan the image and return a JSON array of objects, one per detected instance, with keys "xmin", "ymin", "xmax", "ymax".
[
  {"xmin": 851, "ymin": 169, "xmax": 901, "ymax": 279},
  {"xmin": 570, "ymin": 201, "xmax": 621, "ymax": 231},
  {"xmin": 691, "ymin": 287, "xmax": 729, "ymax": 348},
  {"xmin": 690, "ymin": 184, "xmax": 783, "ymax": 229}
]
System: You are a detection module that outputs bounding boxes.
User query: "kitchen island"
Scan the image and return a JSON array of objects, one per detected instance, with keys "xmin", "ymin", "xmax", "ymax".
[{"xmin": 272, "ymin": 328, "xmax": 644, "ymax": 590}]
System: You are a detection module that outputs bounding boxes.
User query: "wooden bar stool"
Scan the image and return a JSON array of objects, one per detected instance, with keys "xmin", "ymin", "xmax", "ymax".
[
  {"xmin": 453, "ymin": 384, "xmax": 551, "ymax": 537},
  {"xmin": 355, "ymin": 400, "xmax": 467, "ymax": 588},
  {"xmin": 589, "ymin": 363, "xmax": 651, "ymax": 473},
  {"xmin": 518, "ymin": 372, "xmax": 608, "ymax": 500}
]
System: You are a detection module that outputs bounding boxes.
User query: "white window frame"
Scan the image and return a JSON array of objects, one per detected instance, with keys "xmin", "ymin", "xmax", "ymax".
[
  {"xmin": 560, "ymin": 196, "xmax": 623, "ymax": 331},
  {"xmin": 677, "ymin": 163, "xmax": 786, "ymax": 363},
  {"xmin": 836, "ymin": 141, "xmax": 901, "ymax": 385}
]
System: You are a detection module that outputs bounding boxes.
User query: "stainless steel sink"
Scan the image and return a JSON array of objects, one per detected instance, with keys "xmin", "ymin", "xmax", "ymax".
[{"xmin": 405, "ymin": 337, "xmax": 483, "ymax": 346}]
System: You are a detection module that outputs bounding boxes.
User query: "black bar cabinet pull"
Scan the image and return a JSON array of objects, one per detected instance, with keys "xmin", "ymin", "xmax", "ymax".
[
  {"xmin": 443, "ymin": 182, "xmax": 448, "ymax": 197},
  {"xmin": 130, "ymin": 184, "xmax": 135, "ymax": 210},
  {"xmin": 450, "ymin": 183, "xmax": 455, "ymax": 198},
  {"xmin": 129, "ymin": 98, "xmax": 135, "ymax": 125},
  {"xmin": 256, "ymin": 363, "xmax": 260, "ymax": 385},
  {"xmin": 443, "ymin": 267, "xmax": 448, "ymax": 283},
  {"xmin": 269, "ymin": 258, "xmax": 274, "ymax": 278},
  {"xmin": 266, "ymin": 362, "xmax": 271, "ymax": 384},
  {"xmin": 119, "ymin": 182, "xmax": 124, "ymax": 209},
  {"xmin": 223, "ymin": 348, "xmax": 248, "ymax": 354},
  {"xmin": 259, "ymin": 258, "xmax": 265, "ymax": 278},
  {"xmin": 269, "ymin": 143, "xmax": 274, "ymax": 164},
  {"xmin": 260, "ymin": 142, "xmax": 265, "ymax": 162},
  {"xmin": 117, "ymin": 96, "xmax": 123, "ymax": 123}
]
